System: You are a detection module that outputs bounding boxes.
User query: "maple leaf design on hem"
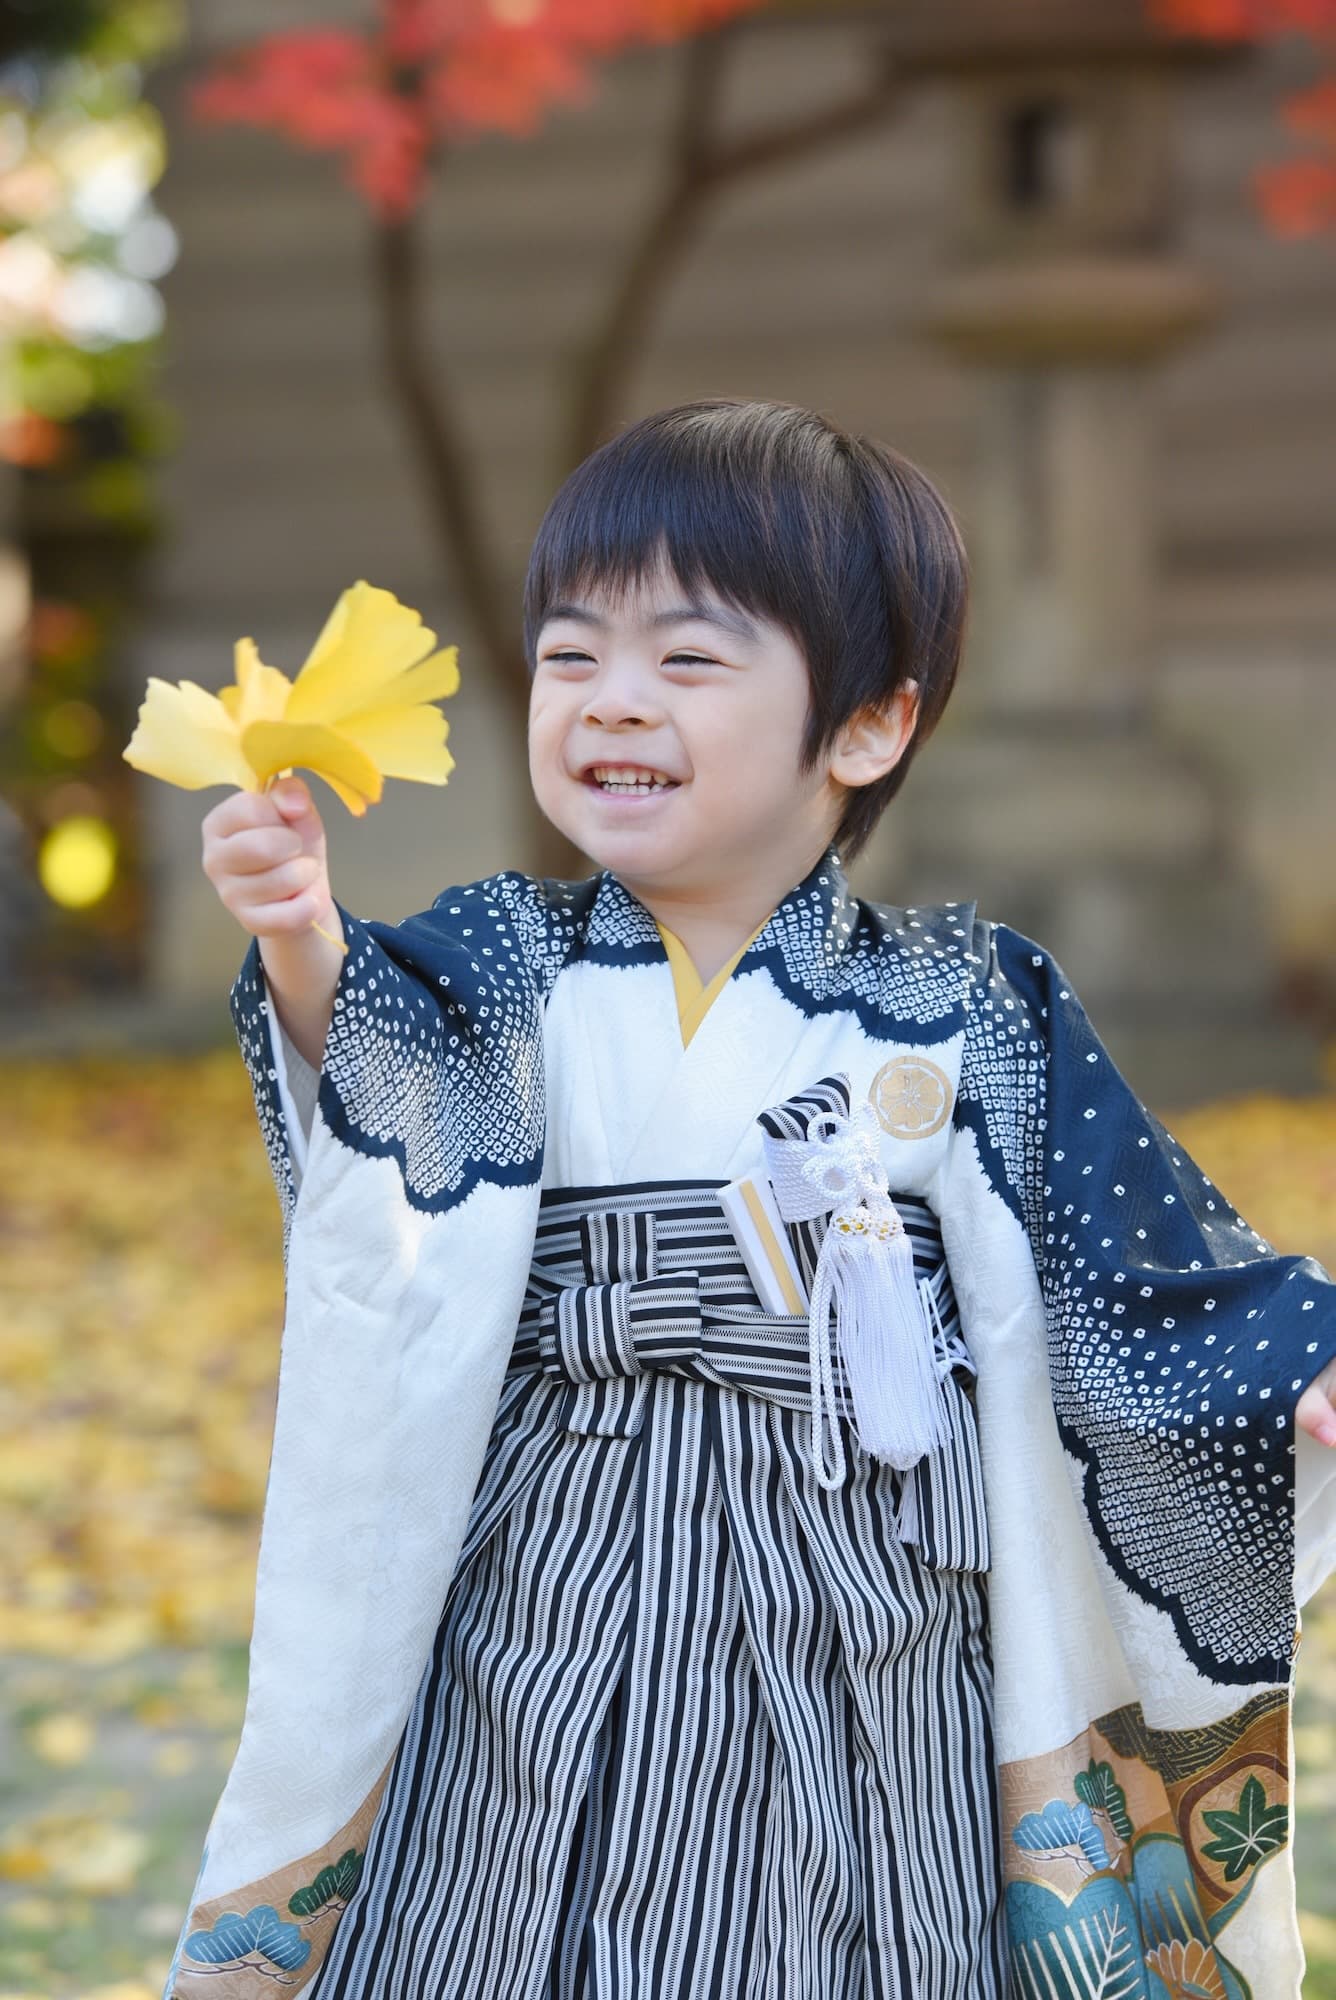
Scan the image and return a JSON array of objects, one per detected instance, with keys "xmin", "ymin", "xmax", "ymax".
[{"xmin": 1199, "ymin": 1773, "xmax": 1289, "ymax": 1883}]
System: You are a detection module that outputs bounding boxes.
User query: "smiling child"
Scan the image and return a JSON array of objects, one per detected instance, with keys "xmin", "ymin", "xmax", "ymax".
[{"xmin": 169, "ymin": 399, "xmax": 1336, "ymax": 2000}]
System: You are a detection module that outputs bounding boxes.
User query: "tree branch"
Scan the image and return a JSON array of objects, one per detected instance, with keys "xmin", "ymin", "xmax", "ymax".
[
  {"xmin": 371, "ymin": 206, "xmax": 521, "ymax": 702},
  {"xmin": 564, "ymin": 39, "xmax": 900, "ymax": 470},
  {"xmin": 562, "ymin": 30, "xmax": 733, "ymax": 470},
  {"xmin": 704, "ymin": 65, "xmax": 900, "ymax": 188}
]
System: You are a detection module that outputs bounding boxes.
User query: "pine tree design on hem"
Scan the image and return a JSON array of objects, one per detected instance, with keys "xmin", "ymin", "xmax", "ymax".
[
  {"xmin": 166, "ymin": 1774, "xmax": 384, "ymax": 1998},
  {"xmin": 1073, "ymin": 1758, "xmax": 1135, "ymax": 1846},
  {"xmin": 180, "ymin": 1905, "xmax": 311, "ymax": 1978},
  {"xmin": 176, "ymin": 1851, "xmax": 365, "ymax": 1987}
]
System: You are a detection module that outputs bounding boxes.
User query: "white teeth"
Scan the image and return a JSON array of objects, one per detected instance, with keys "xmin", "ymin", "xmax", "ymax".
[{"xmin": 589, "ymin": 764, "xmax": 677, "ymax": 792}]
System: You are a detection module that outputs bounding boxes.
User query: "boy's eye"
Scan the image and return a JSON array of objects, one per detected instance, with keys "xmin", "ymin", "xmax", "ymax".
[{"xmin": 541, "ymin": 650, "xmax": 719, "ymax": 668}]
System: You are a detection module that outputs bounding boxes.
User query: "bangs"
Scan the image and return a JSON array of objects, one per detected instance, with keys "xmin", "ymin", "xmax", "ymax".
[
  {"xmin": 522, "ymin": 401, "xmax": 856, "ymax": 667},
  {"xmin": 520, "ymin": 398, "xmax": 969, "ymax": 866}
]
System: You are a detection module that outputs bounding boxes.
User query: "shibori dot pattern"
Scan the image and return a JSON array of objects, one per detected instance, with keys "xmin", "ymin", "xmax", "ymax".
[
  {"xmin": 321, "ymin": 873, "xmax": 580, "ymax": 1213},
  {"xmin": 231, "ymin": 951, "xmax": 303, "ymax": 1264},
  {"xmin": 228, "ymin": 843, "xmax": 977, "ymax": 1248},
  {"xmin": 954, "ymin": 917, "xmax": 1336, "ymax": 1685},
  {"xmin": 584, "ymin": 840, "xmax": 977, "ymax": 1043},
  {"xmin": 230, "ymin": 870, "xmax": 580, "ymax": 1231}
]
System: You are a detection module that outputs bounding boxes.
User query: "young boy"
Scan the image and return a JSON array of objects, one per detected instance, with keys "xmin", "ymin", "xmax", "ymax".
[{"xmin": 169, "ymin": 401, "xmax": 1335, "ymax": 1999}]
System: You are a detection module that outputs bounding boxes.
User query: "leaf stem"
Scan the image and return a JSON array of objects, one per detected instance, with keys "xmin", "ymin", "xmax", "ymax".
[{"xmin": 312, "ymin": 918, "xmax": 349, "ymax": 956}]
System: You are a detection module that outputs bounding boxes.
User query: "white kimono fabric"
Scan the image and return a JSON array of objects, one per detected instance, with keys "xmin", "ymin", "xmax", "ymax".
[{"xmin": 163, "ymin": 844, "xmax": 1336, "ymax": 2000}]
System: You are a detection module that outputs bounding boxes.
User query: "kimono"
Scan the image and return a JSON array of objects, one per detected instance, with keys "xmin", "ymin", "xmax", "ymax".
[{"xmin": 162, "ymin": 841, "xmax": 1336, "ymax": 2000}]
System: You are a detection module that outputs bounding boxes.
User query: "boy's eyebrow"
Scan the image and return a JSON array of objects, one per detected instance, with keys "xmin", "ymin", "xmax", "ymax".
[
  {"xmin": 541, "ymin": 600, "xmax": 760, "ymax": 642},
  {"xmin": 654, "ymin": 602, "xmax": 761, "ymax": 642}
]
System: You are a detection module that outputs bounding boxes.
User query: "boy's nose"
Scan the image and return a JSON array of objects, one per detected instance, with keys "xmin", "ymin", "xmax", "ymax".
[{"xmin": 581, "ymin": 682, "xmax": 659, "ymax": 729}]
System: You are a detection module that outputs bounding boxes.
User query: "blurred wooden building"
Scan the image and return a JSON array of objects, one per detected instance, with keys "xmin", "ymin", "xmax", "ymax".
[{"xmin": 32, "ymin": 0, "xmax": 1336, "ymax": 1100}]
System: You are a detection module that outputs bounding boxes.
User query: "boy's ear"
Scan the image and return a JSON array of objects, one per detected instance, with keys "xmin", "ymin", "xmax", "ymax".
[{"xmin": 828, "ymin": 680, "xmax": 920, "ymax": 791}]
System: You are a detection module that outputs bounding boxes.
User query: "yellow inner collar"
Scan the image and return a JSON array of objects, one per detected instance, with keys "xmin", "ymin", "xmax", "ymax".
[{"xmin": 655, "ymin": 917, "xmax": 768, "ymax": 1048}]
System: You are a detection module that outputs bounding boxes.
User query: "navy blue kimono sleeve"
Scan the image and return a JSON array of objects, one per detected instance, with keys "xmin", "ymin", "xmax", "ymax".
[
  {"xmin": 227, "ymin": 869, "xmax": 572, "ymax": 1264},
  {"xmin": 956, "ymin": 918, "xmax": 1336, "ymax": 1688}
]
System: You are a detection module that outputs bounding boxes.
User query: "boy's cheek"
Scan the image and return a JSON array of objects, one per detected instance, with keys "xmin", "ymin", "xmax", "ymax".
[{"xmin": 526, "ymin": 714, "xmax": 563, "ymax": 786}]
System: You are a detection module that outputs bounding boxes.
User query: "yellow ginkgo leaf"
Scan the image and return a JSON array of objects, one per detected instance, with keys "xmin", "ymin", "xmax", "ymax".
[
  {"xmin": 121, "ymin": 580, "xmax": 460, "ymax": 811},
  {"xmin": 311, "ymin": 767, "xmax": 384, "ymax": 818},
  {"xmin": 337, "ymin": 703, "xmax": 456, "ymax": 785},
  {"xmin": 122, "ymin": 680, "xmax": 253, "ymax": 793},
  {"xmin": 239, "ymin": 720, "xmax": 384, "ymax": 813},
  {"xmin": 121, "ymin": 581, "xmax": 461, "ymax": 953},
  {"xmin": 0, "ymin": 1839, "xmax": 50, "ymax": 1882},
  {"xmin": 43, "ymin": 1819, "xmax": 149, "ymax": 1894},
  {"xmin": 284, "ymin": 580, "xmax": 452, "ymax": 723},
  {"xmin": 29, "ymin": 1710, "xmax": 95, "ymax": 1767},
  {"xmin": 217, "ymin": 637, "xmax": 294, "ymax": 731},
  {"xmin": 358, "ymin": 643, "xmax": 461, "ymax": 712}
]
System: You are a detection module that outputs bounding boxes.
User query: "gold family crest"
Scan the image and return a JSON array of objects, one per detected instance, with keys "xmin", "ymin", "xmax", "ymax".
[{"xmin": 869, "ymin": 1055, "xmax": 953, "ymax": 1139}]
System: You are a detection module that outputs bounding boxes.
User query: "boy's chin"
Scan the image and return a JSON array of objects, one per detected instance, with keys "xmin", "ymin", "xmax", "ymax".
[{"xmin": 570, "ymin": 820, "xmax": 697, "ymax": 883}]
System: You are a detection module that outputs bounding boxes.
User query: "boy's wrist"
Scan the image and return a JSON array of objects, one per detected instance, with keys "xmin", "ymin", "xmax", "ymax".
[{"xmin": 258, "ymin": 909, "xmax": 345, "ymax": 1071}]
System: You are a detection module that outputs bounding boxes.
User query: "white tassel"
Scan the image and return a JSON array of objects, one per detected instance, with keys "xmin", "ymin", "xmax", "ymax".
[
  {"xmin": 763, "ymin": 1100, "xmax": 951, "ymax": 1492},
  {"xmin": 918, "ymin": 1274, "xmax": 955, "ymax": 1382}
]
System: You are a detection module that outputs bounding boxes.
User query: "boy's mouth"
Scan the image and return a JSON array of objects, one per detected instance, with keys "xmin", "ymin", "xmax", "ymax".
[{"xmin": 581, "ymin": 762, "xmax": 682, "ymax": 797}]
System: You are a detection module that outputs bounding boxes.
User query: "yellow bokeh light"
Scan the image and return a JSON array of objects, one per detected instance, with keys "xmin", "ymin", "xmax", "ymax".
[
  {"xmin": 43, "ymin": 697, "xmax": 104, "ymax": 758},
  {"xmin": 37, "ymin": 814, "xmax": 117, "ymax": 908}
]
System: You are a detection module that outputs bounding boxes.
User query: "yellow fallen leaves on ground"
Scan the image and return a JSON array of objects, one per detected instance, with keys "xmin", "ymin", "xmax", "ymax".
[
  {"xmin": 26, "ymin": 1715, "xmax": 94, "ymax": 1768},
  {"xmin": 0, "ymin": 1817, "xmax": 147, "ymax": 1895},
  {"xmin": 0, "ymin": 1984, "xmax": 162, "ymax": 2000},
  {"xmin": 0, "ymin": 1050, "xmax": 281, "ymax": 1659},
  {"xmin": 0, "ymin": 1991, "xmax": 157, "ymax": 2000}
]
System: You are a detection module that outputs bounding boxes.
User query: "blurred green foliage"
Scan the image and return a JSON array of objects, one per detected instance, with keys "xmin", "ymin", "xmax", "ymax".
[{"xmin": 0, "ymin": 0, "xmax": 183, "ymax": 1001}]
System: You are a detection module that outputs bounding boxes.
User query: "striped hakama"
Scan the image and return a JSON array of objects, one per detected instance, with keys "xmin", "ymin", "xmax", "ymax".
[{"xmin": 307, "ymin": 1179, "xmax": 1004, "ymax": 1999}]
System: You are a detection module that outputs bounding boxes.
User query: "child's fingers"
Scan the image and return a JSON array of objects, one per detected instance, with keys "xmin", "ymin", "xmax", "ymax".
[
  {"xmin": 210, "ymin": 826, "xmax": 306, "ymax": 875},
  {"xmin": 234, "ymin": 886, "xmax": 329, "ymax": 936},
  {"xmin": 1295, "ymin": 1376, "xmax": 1336, "ymax": 1448},
  {"xmin": 200, "ymin": 775, "xmax": 334, "ymax": 940},
  {"xmin": 216, "ymin": 856, "xmax": 324, "ymax": 926},
  {"xmin": 241, "ymin": 855, "xmax": 323, "ymax": 902},
  {"xmin": 269, "ymin": 775, "xmax": 318, "ymax": 823},
  {"xmin": 205, "ymin": 781, "xmax": 304, "ymax": 832}
]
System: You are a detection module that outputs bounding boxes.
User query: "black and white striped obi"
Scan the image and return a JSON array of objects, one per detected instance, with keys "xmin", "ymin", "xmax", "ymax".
[{"xmin": 305, "ymin": 1177, "xmax": 1004, "ymax": 1998}]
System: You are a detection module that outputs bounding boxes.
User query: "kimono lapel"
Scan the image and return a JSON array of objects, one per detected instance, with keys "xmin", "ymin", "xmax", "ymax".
[{"xmin": 593, "ymin": 845, "xmax": 866, "ymax": 1182}]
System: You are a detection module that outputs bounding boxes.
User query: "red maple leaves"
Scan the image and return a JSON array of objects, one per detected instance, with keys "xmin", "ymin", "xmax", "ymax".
[
  {"xmin": 190, "ymin": 0, "xmax": 765, "ymax": 218},
  {"xmin": 1153, "ymin": 0, "xmax": 1336, "ymax": 232},
  {"xmin": 194, "ymin": 1, "xmax": 1336, "ymax": 231}
]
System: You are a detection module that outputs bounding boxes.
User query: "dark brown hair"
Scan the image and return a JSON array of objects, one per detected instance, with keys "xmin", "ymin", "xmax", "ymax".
[{"xmin": 523, "ymin": 398, "xmax": 969, "ymax": 866}]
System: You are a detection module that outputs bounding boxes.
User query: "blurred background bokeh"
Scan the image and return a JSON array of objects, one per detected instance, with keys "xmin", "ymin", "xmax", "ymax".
[{"xmin": 1, "ymin": 1, "xmax": 1334, "ymax": 1993}]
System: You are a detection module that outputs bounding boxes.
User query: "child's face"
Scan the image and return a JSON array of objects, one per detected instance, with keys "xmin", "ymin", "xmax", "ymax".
[{"xmin": 528, "ymin": 562, "xmax": 846, "ymax": 895}]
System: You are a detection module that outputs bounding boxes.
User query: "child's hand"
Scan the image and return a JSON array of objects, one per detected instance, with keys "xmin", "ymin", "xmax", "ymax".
[
  {"xmin": 1296, "ymin": 1357, "xmax": 1336, "ymax": 1448},
  {"xmin": 202, "ymin": 776, "xmax": 333, "ymax": 939}
]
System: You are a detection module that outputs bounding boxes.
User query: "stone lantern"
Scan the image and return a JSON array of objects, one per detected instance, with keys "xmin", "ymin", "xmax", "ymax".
[{"xmin": 878, "ymin": 2, "xmax": 1318, "ymax": 1098}]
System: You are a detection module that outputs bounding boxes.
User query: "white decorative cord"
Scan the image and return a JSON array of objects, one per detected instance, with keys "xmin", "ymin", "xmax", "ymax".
[{"xmin": 762, "ymin": 1100, "xmax": 951, "ymax": 1492}]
